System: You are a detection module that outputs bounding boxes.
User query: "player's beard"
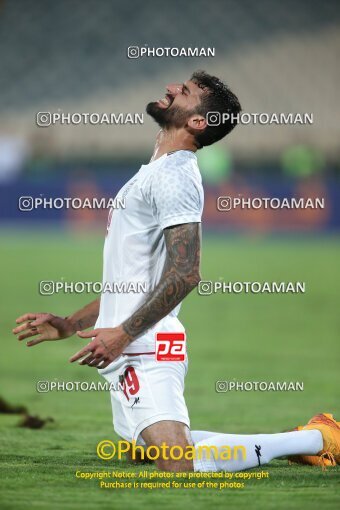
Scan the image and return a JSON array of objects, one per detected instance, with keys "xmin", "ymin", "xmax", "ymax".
[{"xmin": 146, "ymin": 101, "xmax": 194, "ymax": 129}]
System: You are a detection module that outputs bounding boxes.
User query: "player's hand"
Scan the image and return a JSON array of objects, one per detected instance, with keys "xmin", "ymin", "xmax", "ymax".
[
  {"xmin": 69, "ymin": 326, "xmax": 132, "ymax": 369},
  {"xmin": 13, "ymin": 313, "xmax": 76, "ymax": 346}
]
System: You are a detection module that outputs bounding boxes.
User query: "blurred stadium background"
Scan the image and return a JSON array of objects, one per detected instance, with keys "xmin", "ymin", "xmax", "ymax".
[{"xmin": 0, "ymin": 0, "xmax": 339, "ymax": 232}]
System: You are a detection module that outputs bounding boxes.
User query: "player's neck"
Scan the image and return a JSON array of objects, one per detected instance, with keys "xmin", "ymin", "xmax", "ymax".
[{"xmin": 150, "ymin": 128, "xmax": 197, "ymax": 162}]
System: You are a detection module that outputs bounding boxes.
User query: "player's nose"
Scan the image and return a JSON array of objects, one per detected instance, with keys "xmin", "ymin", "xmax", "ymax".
[{"xmin": 166, "ymin": 83, "xmax": 182, "ymax": 96}]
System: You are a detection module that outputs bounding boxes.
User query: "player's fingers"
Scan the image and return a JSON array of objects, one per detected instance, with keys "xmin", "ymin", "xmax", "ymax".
[
  {"xmin": 77, "ymin": 329, "xmax": 98, "ymax": 339},
  {"xmin": 87, "ymin": 356, "xmax": 106, "ymax": 368},
  {"xmin": 69, "ymin": 344, "xmax": 94, "ymax": 363},
  {"xmin": 79, "ymin": 354, "xmax": 96, "ymax": 365},
  {"xmin": 27, "ymin": 337, "xmax": 44, "ymax": 347},
  {"xmin": 79, "ymin": 348, "xmax": 104, "ymax": 365},
  {"xmin": 15, "ymin": 313, "xmax": 37, "ymax": 324},
  {"xmin": 99, "ymin": 359, "xmax": 112, "ymax": 369},
  {"xmin": 13, "ymin": 321, "xmax": 33, "ymax": 334},
  {"xmin": 17, "ymin": 330, "xmax": 40, "ymax": 341},
  {"xmin": 30, "ymin": 315, "xmax": 52, "ymax": 327}
]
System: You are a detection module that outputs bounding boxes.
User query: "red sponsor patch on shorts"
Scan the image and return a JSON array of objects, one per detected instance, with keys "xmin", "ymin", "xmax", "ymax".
[{"xmin": 155, "ymin": 332, "xmax": 186, "ymax": 361}]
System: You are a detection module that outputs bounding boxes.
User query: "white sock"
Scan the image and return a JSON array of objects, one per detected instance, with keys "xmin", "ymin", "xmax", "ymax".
[
  {"xmin": 193, "ymin": 430, "xmax": 323, "ymax": 472},
  {"xmin": 191, "ymin": 430, "xmax": 217, "ymax": 444}
]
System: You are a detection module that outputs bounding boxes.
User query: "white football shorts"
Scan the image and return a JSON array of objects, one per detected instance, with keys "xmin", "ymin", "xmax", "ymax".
[{"xmin": 99, "ymin": 353, "xmax": 190, "ymax": 444}]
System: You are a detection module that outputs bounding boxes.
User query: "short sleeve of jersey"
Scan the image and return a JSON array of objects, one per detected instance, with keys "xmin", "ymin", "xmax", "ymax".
[{"xmin": 144, "ymin": 155, "xmax": 204, "ymax": 230}]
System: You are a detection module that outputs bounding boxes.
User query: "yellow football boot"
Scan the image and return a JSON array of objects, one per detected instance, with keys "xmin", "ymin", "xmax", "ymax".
[{"xmin": 288, "ymin": 415, "xmax": 340, "ymax": 468}]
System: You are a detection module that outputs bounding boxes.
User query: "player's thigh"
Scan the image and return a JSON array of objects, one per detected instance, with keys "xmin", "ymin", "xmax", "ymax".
[{"xmin": 141, "ymin": 420, "xmax": 194, "ymax": 471}]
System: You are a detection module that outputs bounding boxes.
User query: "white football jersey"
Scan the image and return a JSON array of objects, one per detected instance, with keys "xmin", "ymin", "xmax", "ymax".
[{"xmin": 95, "ymin": 150, "xmax": 204, "ymax": 353}]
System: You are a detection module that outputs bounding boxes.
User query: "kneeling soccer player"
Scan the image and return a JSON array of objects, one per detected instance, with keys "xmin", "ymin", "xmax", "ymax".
[{"xmin": 13, "ymin": 71, "xmax": 340, "ymax": 472}]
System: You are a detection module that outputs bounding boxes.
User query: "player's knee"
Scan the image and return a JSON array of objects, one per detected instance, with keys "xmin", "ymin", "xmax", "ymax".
[{"xmin": 141, "ymin": 420, "xmax": 194, "ymax": 471}]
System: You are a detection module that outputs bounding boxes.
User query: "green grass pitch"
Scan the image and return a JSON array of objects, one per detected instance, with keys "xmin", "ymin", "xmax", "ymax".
[{"xmin": 0, "ymin": 230, "xmax": 339, "ymax": 510}]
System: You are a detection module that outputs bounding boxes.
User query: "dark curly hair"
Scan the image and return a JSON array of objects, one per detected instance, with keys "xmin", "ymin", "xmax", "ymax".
[{"xmin": 190, "ymin": 70, "xmax": 241, "ymax": 148}]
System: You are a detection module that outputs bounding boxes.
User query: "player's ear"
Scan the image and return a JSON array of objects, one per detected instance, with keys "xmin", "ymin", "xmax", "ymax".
[{"xmin": 187, "ymin": 114, "xmax": 207, "ymax": 132}]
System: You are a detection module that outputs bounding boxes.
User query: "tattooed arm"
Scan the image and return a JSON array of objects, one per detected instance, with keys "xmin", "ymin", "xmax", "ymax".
[
  {"xmin": 122, "ymin": 222, "xmax": 201, "ymax": 338},
  {"xmin": 69, "ymin": 223, "xmax": 201, "ymax": 368}
]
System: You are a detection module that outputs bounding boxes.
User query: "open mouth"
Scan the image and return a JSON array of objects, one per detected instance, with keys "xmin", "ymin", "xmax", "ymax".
[{"xmin": 157, "ymin": 93, "xmax": 174, "ymax": 109}]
